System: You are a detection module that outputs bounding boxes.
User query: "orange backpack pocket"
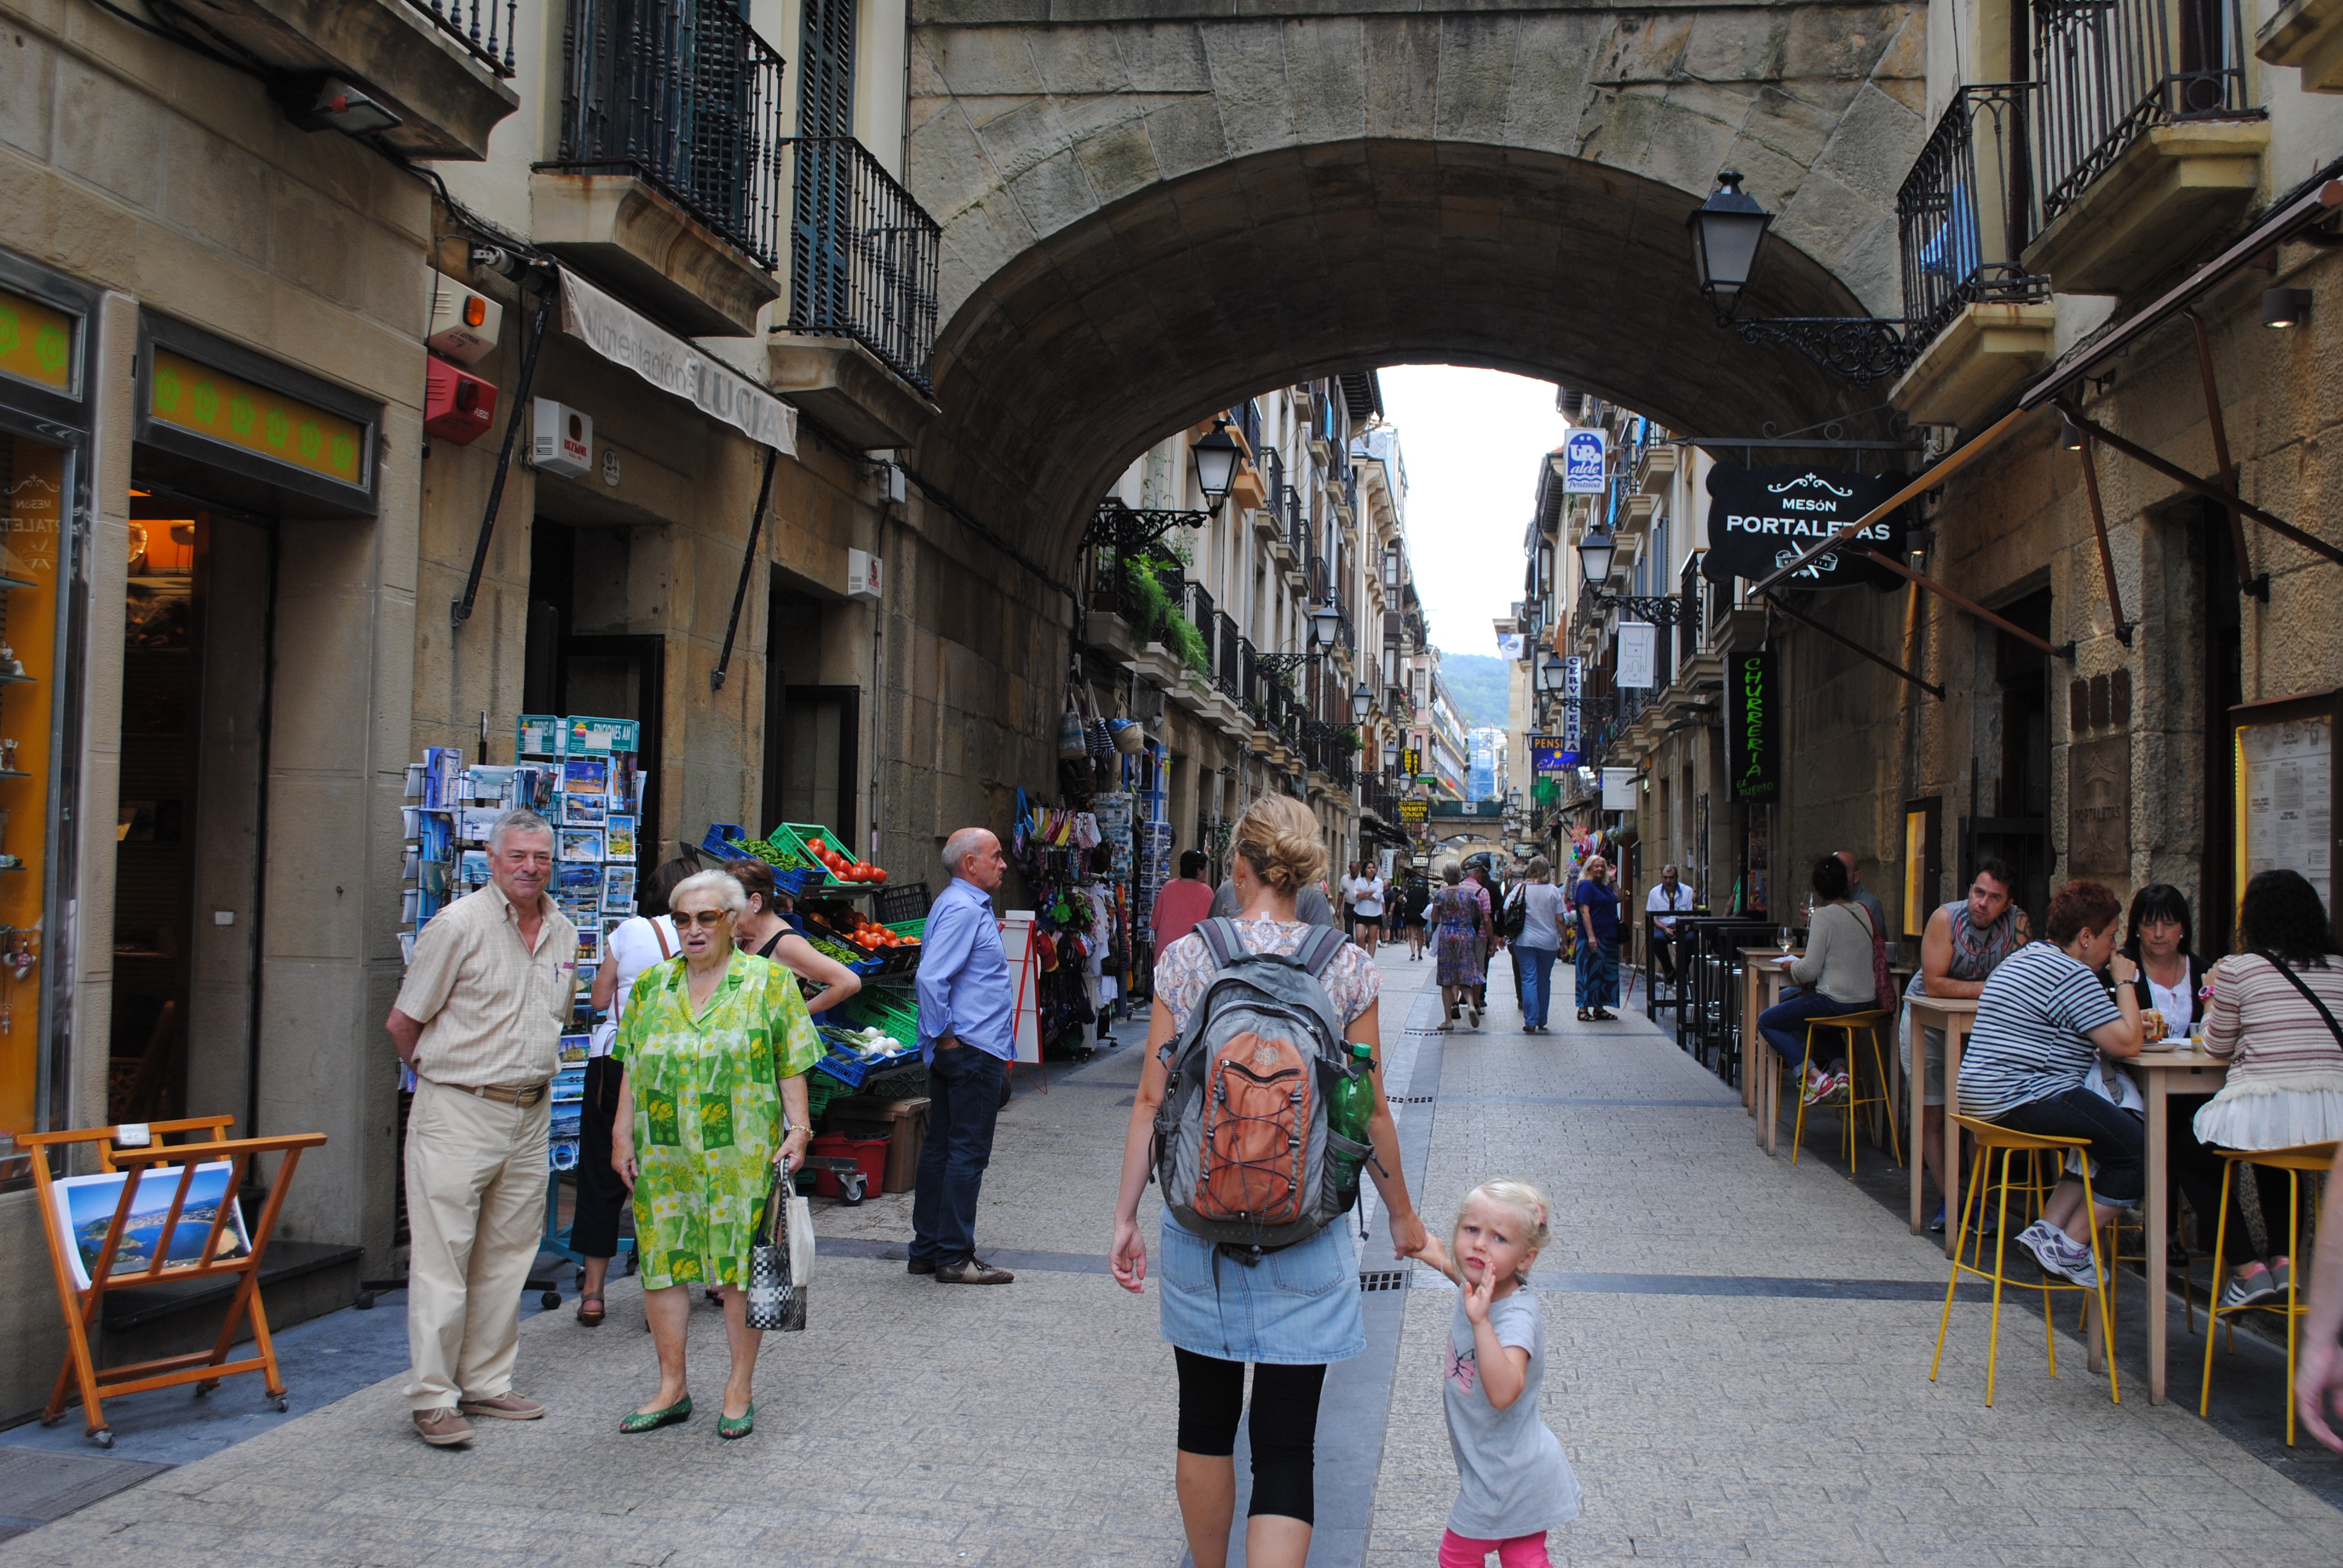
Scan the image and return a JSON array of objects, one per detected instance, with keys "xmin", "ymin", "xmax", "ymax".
[{"xmin": 1194, "ymin": 1031, "xmax": 1312, "ymax": 1225}]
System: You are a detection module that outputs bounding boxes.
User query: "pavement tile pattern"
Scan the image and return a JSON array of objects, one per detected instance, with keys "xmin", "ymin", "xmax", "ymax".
[{"xmin": 2, "ymin": 947, "xmax": 2339, "ymax": 1566}]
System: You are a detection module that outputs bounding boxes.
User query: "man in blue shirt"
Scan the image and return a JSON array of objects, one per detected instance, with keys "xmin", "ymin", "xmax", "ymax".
[{"xmin": 910, "ymin": 826, "xmax": 1017, "ymax": 1284}]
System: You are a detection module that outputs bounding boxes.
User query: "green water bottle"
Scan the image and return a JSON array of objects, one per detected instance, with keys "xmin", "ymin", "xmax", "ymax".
[{"xmin": 1329, "ymin": 1042, "xmax": 1375, "ymax": 1207}]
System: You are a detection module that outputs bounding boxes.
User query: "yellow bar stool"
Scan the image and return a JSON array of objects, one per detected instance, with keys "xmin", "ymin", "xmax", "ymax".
[
  {"xmin": 1933, "ymin": 1115, "xmax": 2119, "ymax": 1407},
  {"xmin": 2198, "ymin": 1139, "xmax": 2337, "ymax": 1446},
  {"xmin": 1789, "ymin": 1010, "xmax": 1899, "ymax": 1174}
]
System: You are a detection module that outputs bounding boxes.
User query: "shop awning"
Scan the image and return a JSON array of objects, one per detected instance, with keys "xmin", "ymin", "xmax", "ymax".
[{"xmin": 556, "ymin": 266, "xmax": 797, "ymax": 455}]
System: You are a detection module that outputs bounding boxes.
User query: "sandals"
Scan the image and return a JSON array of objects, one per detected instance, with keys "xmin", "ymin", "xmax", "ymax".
[
  {"xmin": 575, "ymin": 1293, "xmax": 605, "ymax": 1328},
  {"xmin": 619, "ymin": 1394, "xmax": 692, "ymax": 1434}
]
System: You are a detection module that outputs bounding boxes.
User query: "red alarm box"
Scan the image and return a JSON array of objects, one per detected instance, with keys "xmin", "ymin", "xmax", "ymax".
[{"xmin": 424, "ymin": 356, "xmax": 497, "ymax": 445}]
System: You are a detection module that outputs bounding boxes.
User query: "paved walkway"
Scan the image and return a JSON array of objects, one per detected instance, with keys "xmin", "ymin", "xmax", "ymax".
[{"xmin": 5, "ymin": 947, "xmax": 2341, "ymax": 1566}]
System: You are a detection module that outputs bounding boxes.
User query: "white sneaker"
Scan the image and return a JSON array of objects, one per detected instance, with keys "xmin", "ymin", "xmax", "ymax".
[
  {"xmin": 2014, "ymin": 1220, "xmax": 2062, "ymax": 1275},
  {"xmin": 2025, "ymin": 1226, "xmax": 2099, "ymax": 1288}
]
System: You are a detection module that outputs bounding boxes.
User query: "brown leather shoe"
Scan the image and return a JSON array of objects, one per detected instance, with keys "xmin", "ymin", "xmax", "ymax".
[
  {"xmin": 413, "ymin": 1408, "xmax": 473, "ymax": 1446},
  {"xmin": 457, "ymin": 1391, "xmax": 545, "ymax": 1420},
  {"xmin": 933, "ymin": 1256, "xmax": 1014, "ymax": 1285}
]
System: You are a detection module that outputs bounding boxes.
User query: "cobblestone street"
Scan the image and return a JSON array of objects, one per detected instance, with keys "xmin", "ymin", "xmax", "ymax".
[{"xmin": 6, "ymin": 949, "xmax": 2341, "ymax": 1566}]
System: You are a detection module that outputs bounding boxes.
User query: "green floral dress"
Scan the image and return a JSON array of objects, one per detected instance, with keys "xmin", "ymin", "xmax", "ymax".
[{"xmin": 616, "ymin": 952, "xmax": 823, "ymax": 1290}]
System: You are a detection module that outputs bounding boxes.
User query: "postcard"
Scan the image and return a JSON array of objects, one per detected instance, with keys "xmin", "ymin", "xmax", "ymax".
[
  {"xmin": 49, "ymin": 1161, "xmax": 253, "ymax": 1291},
  {"xmin": 562, "ymin": 757, "xmax": 609, "ymax": 795},
  {"xmin": 559, "ymin": 793, "xmax": 606, "ymax": 827},
  {"xmin": 458, "ymin": 806, "xmax": 503, "ymax": 843},
  {"xmin": 459, "ymin": 850, "xmax": 490, "ymax": 886},
  {"xmin": 605, "ymin": 814, "xmax": 637, "ymax": 861},
  {"xmin": 575, "ymin": 926, "xmax": 602, "ymax": 967},
  {"xmin": 559, "ymin": 828, "xmax": 605, "ymax": 863},
  {"xmin": 555, "ymin": 862, "xmax": 601, "ymax": 891},
  {"xmin": 559, "ymin": 1034, "xmax": 591, "ymax": 1064},
  {"xmin": 601, "ymin": 865, "xmax": 637, "ymax": 913}
]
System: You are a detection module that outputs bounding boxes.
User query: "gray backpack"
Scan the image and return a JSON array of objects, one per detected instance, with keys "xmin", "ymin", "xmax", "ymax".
[{"xmin": 1152, "ymin": 919, "xmax": 1372, "ymax": 1251}]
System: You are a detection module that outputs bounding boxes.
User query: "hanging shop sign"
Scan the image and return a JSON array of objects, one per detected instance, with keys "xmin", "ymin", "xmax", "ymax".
[
  {"xmin": 1561, "ymin": 697, "xmax": 1581, "ymax": 754},
  {"xmin": 1398, "ymin": 799, "xmax": 1428, "ymax": 823},
  {"xmin": 1564, "ymin": 656, "xmax": 1583, "ymax": 699},
  {"xmin": 557, "ymin": 267, "xmax": 797, "ymax": 455},
  {"xmin": 1529, "ymin": 736, "xmax": 1573, "ymax": 774},
  {"xmin": 1726, "ymin": 650, "xmax": 1779, "ymax": 801},
  {"xmin": 1403, "ymin": 748, "xmax": 1422, "ymax": 777},
  {"xmin": 1560, "ymin": 429, "xmax": 1607, "ymax": 494},
  {"xmin": 1617, "ymin": 622, "xmax": 1657, "ymax": 688},
  {"xmin": 1601, "ymin": 767, "xmax": 1637, "ymax": 811},
  {"xmin": 134, "ymin": 314, "xmax": 379, "ymax": 516},
  {"xmin": 1700, "ymin": 463, "xmax": 1908, "ymax": 590}
]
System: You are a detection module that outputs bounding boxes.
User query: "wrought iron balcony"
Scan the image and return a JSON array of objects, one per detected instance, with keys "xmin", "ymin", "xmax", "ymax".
[
  {"xmin": 784, "ymin": 136, "xmax": 941, "ymax": 392},
  {"xmin": 405, "ymin": 0, "xmax": 517, "ymax": 75},
  {"xmin": 1898, "ymin": 86, "xmax": 2054, "ymax": 352},
  {"xmin": 2034, "ymin": 0, "xmax": 2258, "ymax": 226},
  {"xmin": 552, "ymin": 1, "xmax": 786, "ymax": 269},
  {"xmin": 1216, "ymin": 612, "xmax": 1244, "ymax": 701}
]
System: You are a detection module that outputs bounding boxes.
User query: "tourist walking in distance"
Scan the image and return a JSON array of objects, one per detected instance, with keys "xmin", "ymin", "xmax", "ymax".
[
  {"xmin": 609, "ymin": 869, "xmax": 821, "ymax": 1438},
  {"xmin": 911, "ymin": 827, "xmax": 1018, "ymax": 1284},
  {"xmin": 1572, "ymin": 858, "xmax": 1620, "ymax": 1022},
  {"xmin": 385, "ymin": 808, "xmax": 578, "ymax": 1447},
  {"xmin": 1432, "ymin": 863, "xmax": 1490, "ymax": 1030},
  {"xmin": 1413, "ymin": 1179, "xmax": 1582, "ymax": 1566}
]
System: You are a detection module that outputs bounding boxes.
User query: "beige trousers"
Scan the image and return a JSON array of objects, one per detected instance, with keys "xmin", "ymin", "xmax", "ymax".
[{"xmin": 401, "ymin": 1077, "xmax": 550, "ymax": 1410}]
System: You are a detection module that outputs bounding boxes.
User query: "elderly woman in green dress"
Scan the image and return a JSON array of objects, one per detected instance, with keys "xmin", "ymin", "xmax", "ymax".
[{"xmin": 611, "ymin": 868, "xmax": 822, "ymax": 1439}]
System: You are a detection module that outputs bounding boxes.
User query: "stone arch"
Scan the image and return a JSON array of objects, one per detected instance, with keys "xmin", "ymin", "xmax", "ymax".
[{"xmin": 903, "ymin": 3, "xmax": 1927, "ymax": 569}]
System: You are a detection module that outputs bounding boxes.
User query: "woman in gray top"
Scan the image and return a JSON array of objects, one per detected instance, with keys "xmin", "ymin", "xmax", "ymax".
[
  {"xmin": 1758, "ymin": 855, "xmax": 1882, "ymax": 1107},
  {"xmin": 1511, "ymin": 858, "xmax": 1565, "ymax": 1033}
]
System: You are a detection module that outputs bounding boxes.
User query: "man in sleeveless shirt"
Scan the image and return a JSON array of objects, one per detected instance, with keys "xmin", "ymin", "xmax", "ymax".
[{"xmin": 1906, "ymin": 858, "xmax": 2030, "ymax": 1230}]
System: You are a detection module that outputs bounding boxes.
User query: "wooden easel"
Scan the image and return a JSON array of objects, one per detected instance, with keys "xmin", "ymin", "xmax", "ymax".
[{"xmin": 22, "ymin": 1116, "xmax": 327, "ymax": 1447}]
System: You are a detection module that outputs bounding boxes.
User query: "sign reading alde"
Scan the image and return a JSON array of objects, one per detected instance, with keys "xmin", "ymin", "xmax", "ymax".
[
  {"xmin": 1701, "ymin": 463, "xmax": 1909, "ymax": 590},
  {"xmin": 1726, "ymin": 650, "xmax": 1778, "ymax": 802}
]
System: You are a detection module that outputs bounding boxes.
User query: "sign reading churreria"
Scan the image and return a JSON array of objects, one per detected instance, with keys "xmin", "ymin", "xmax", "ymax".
[
  {"xmin": 1726, "ymin": 650, "xmax": 1778, "ymax": 802},
  {"xmin": 1700, "ymin": 463, "xmax": 1909, "ymax": 590}
]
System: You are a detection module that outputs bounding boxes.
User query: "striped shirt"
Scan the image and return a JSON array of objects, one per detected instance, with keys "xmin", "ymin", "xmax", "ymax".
[
  {"xmin": 2201, "ymin": 953, "xmax": 2343, "ymax": 1092},
  {"xmin": 394, "ymin": 882, "xmax": 579, "ymax": 1089},
  {"xmin": 1957, "ymin": 942, "xmax": 2122, "ymax": 1117}
]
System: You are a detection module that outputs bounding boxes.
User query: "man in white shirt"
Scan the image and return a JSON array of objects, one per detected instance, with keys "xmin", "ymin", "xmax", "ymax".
[{"xmin": 1644, "ymin": 864, "xmax": 1696, "ymax": 984}]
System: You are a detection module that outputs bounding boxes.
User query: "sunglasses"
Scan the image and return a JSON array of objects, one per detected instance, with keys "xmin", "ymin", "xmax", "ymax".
[{"xmin": 675, "ymin": 909, "xmax": 733, "ymax": 928}]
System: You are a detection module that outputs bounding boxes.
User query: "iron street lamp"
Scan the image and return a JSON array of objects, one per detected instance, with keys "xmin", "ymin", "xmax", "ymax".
[
  {"xmin": 1577, "ymin": 525, "xmax": 1617, "ymax": 587},
  {"xmin": 1190, "ymin": 419, "xmax": 1241, "ymax": 511},
  {"xmin": 1576, "ymin": 525, "xmax": 1690, "ymax": 625},
  {"xmin": 1686, "ymin": 171, "xmax": 1915, "ymax": 382},
  {"xmin": 1351, "ymin": 681, "xmax": 1373, "ymax": 721},
  {"xmin": 1383, "ymin": 737, "xmax": 1401, "ymax": 771},
  {"xmin": 1310, "ymin": 596, "xmax": 1342, "ymax": 648},
  {"xmin": 1541, "ymin": 649, "xmax": 1567, "ymax": 689}
]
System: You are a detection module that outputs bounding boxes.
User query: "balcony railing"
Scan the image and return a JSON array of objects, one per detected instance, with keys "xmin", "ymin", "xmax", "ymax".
[
  {"xmin": 1898, "ymin": 85, "xmax": 2053, "ymax": 350},
  {"xmin": 784, "ymin": 136, "xmax": 940, "ymax": 392},
  {"xmin": 1285, "ymin": 486, "xmax": 1306, "ymax": 558},
  {"xmin": 404, "ymin": 0, "xmax": 517, "ymax": 75},
  {"xmin": 552, "ymin": 0, "xmax": 787, "ymax": 268},
  {"xmin": 2033, "ymin": 0, "xmax": 2257, "ymax": 226},
  {"xmin": 1216, "ymin": 612, "xmax": 1243, "ymax": 701}
]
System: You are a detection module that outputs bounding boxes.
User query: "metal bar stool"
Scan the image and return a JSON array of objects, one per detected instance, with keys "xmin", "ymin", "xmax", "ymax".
[
  {"xmin": 1789, "ymin": 1010, "xmax": 1899, "ymax": 1173},
  {"xmin": 1933, "ymin": 1115, "xmax": 2120, "ymax": 1407},
  {"xmin": 2198, "ymin": 1139, "xmax": 2336, "ymax": 1446}
]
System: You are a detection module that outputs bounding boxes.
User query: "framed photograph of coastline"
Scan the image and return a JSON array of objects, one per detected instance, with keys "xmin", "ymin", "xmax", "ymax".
[{"xmin": 48, "ymin": 1161, "xmax": 252, "ymax": 1291}]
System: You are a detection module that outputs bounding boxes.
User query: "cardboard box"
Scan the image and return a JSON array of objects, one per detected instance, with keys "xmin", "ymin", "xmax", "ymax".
[{"xmin": 829, "ymin": 1095, "xmax": 929, "ymax": 1193}]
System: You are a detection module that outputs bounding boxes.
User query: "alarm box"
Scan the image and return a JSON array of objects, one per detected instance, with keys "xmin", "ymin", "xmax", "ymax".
[
  {"xmin": 425, "ymin": 271, "xmax": 502, "ymax": 365},
  {"xmin": 424, "ymin": 357, "xmax": 497, "ymax": 446},
  {"xmin": 846, "ymin": 549, "xmax": 883, "ymax": 604},
  {"xmin": 531, "ymin": 399, "xmax": 594, "ymax": 478}
]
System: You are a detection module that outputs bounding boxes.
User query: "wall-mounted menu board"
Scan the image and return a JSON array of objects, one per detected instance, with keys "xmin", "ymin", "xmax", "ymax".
[{"xmin": 2233, "ymin": 689, "xmax": 2341, "ymax": 933}]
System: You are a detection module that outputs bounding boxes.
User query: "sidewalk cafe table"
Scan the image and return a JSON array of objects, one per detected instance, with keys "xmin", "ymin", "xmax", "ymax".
[
  {"xmin": 1740, "ymin": 949, "xmax": 1794, "ymax": 1152},
  {"xmin": 1906, "ymin": 995, "xmax": 1978, "ymax": 1253},
  {"xmin": 2131, "ymin": 1045, "xmax": 2230, "ymax": 1404}
]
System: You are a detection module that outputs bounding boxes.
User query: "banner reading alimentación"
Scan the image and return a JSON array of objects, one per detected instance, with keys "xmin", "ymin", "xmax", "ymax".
[{"xmin": 1700, "ymin": 463, "xmax": 1908, "ymax": 591}]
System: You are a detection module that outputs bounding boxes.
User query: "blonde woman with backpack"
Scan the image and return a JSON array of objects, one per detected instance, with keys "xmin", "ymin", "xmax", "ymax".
[{"xmin": 1111, "ymin": 794, "xmax": 1428, "ymax": 1568}]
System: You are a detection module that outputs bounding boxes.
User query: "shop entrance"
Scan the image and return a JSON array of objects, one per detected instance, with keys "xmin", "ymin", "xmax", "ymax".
[
  {"xmin": 523, "ymin": 518, "xmax": 664, "ymax": 871},
  {"xmin": 762, "ymin": 585, "xmax": 857, "ymax": 848},
  {"xmin": 1967, "ymin": 588, "xmax": 2054, "ymax": 930},
  {"xmin": 108, "ymin": 493, "xmax": 270, "ymax": 1126}
]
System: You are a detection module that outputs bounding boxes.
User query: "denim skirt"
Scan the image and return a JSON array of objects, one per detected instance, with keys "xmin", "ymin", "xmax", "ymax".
[{"xmin": 1158, "ymin": 1212, "xmax": 1366, "ymax": 1365}]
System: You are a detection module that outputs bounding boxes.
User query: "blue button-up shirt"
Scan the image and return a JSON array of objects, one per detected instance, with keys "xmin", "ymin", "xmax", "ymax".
[{"xmin": 915, "ymin": 877, "xmax": 1015, "ymax": 1063}]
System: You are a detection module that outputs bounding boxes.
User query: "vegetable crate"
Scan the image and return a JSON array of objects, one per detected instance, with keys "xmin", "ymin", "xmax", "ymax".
[
  {"xmin": 876, "ymin": 881, "xmax": 931, "ymax": 924},
  {"xmin": 837, "ymin": 992, "xmax": 920, "ymax": 1054},
  {"xmin": 765, "ymin": 822, "xmax": 885, "ymax": 892},
  {"xmin": 811, "ymin": 1027, "xmax": 920, "ymax": 1089}
]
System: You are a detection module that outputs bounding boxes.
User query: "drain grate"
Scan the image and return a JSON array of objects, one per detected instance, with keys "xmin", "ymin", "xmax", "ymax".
[
  {"xmin": 1388, "ymin": 1094, "xmax": 1436, "ymax": 1105},
  {"xmin": 1359, "ymin": 1269, "xmax": 1411, "ymax": 1292}
]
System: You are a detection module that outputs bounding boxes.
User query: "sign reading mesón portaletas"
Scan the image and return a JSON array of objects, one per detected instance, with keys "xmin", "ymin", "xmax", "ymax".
[{"xmin": 1701, "ymin": 463, "xmax": 1908, "ymax": 590}]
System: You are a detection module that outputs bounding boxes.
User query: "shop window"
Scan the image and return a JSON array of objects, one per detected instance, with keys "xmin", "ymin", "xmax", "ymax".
[
  {"xmin": 0, "ymin": 431, "xmax": 75, "ymax": 1177},
  {"xmin": 525, "ymin": 518, "xmax": 664, "ymax": 873}
]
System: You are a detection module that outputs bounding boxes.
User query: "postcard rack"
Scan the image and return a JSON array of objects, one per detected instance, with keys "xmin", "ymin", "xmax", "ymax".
[{"xmin": 22, "ymin": 1115, "xmax": 327, "ymax": 1446}]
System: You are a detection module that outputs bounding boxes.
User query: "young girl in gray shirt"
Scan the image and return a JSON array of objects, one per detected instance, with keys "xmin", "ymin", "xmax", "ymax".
[{"xmin": 1414, "ymin": 1179, "xmax": 1582, "ymax": 1566}]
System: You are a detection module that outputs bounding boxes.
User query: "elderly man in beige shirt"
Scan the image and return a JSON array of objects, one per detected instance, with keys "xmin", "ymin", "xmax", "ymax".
[{"xmin": 386, "ymin": 808, "xmax": 578, "ymax": 1447}]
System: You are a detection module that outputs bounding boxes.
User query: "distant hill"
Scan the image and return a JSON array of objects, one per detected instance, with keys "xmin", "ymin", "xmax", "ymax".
[{"xmin": 1438, "ymin": 653, "xmax": 1510, "ymax": 731}]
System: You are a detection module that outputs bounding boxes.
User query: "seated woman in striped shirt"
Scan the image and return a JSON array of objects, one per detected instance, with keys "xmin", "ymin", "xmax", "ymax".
[
  {"xmin": 2194, "ymin": 869, "xmax": 2343, "ymax": 1308},
  {"xmin": 1956, "ymin": 879, "xmax": 2146, "ymax": 1287}
]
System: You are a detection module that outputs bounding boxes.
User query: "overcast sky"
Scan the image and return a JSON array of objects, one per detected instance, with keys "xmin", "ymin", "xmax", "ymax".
[{"xmin": 1375, "ymin": 366, "xmax": 1569, "ymax": 659}]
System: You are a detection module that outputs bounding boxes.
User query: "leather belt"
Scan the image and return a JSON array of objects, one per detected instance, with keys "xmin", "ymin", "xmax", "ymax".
[{"xmin": 445, "ymin": 1080, "xmax": 550, "ymax": 1108}]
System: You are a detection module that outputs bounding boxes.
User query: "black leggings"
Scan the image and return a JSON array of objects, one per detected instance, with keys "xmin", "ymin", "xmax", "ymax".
[{"xmin": 1173, "ymin": 1349, "xmax": 1328, "ymax": 1524}]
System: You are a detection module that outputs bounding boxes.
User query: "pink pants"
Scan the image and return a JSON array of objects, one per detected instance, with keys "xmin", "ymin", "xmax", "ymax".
[{"xmin": 1439, "ymin": 1529, "xmax": 1550, "ymax": 1567}]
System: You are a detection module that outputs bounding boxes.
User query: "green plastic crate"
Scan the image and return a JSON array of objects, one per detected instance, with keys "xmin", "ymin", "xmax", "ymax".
[{"xmin": 839, "ymin": 990, "xmax": 920, "ymax": 1053}]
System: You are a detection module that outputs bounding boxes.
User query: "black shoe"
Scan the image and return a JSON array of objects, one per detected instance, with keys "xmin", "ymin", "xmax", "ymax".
[
  {"xmin": 934, "ymin": 1256, "xmax": 1015, "ymax": 1285},
  {"xmin": 906, "ymin": 1257, "xmax": 937, "ymax": 1276}
]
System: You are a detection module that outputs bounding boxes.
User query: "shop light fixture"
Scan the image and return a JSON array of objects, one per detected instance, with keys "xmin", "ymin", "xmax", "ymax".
[
  {"xmin": 1310, "ymin": 596, "xmax": 1342, "ymax": 647},
  {"xmin": 1576, "ymin": 526, "xmax": 1618, "ymax": 586},
  {"xmin": 1686, "ymin": 172, "xmax": 1773, "ymax": 318},
  {"xmin": 2264, "ymin": 287, "xmax": 2313, "ymax": 328},
  {"xmin": 2059, "ymin": 414, "xmax": 2086, "ymax": 452},
  {"xmin": 1190, "ymin": 419, "xmax": 1241, "ymax": 511},
  {"xmin": 1351, "ymin": 682, "xmax": 1373, "ymax": 720},
  {"xmin": 277, "ymin": 76, "xmax": 404, "ymax": 137}
]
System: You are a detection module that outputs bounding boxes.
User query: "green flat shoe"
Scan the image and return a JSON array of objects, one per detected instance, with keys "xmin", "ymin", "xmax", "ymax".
[
  {"xmin": 619, "ymin": 1394, "xmax": 692, "ymax": 1434},
  {"xmin": 717, "ymin": 1401, "xmax": 755, "ymax": 1440}
]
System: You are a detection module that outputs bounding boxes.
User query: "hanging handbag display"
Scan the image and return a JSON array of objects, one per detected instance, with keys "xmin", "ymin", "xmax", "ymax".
[
  {"xmin": 1058, "ymin": 696, "xmax": 1087, "ymax": 760},
  {"xmin": 744, "ymin": 1163, "xmax": 814, "ymax": 1331}
]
